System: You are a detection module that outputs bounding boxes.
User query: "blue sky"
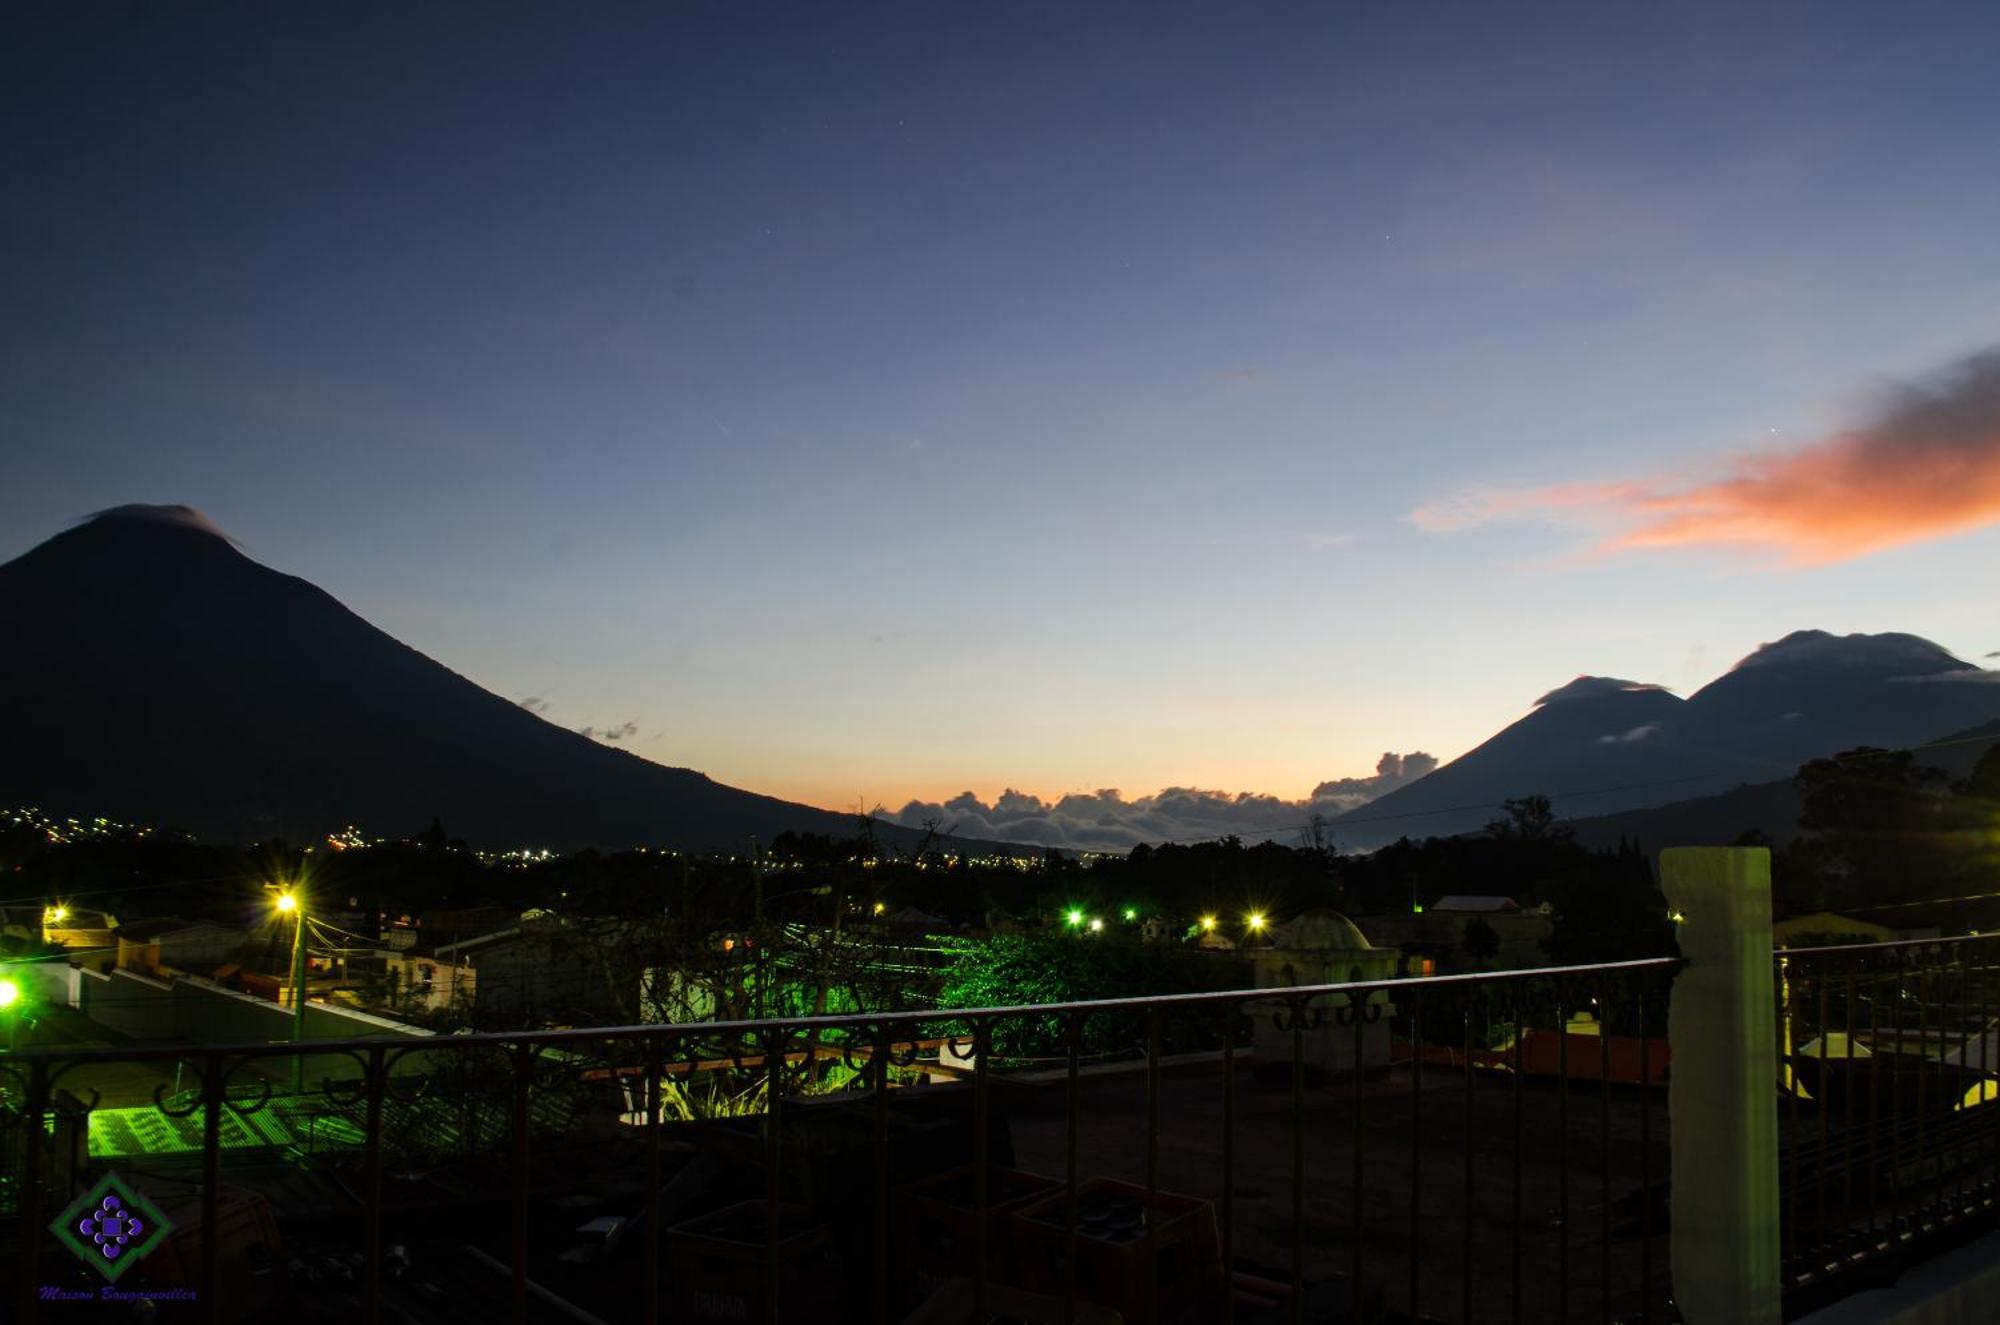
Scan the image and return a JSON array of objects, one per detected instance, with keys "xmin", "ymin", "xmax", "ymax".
[{"xmin": 5, "ymin": 2, "xmax": 1999, "ymax": 816}]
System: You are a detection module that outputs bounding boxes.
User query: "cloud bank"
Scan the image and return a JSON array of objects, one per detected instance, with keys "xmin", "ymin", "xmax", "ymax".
[
  {"xmin": 889, "ymin": 752, "xmax": 1438, "ymax": 852},
  {"xmin": 1412, "ymin": 347, "xmax": 2000, "ymax": 565}
]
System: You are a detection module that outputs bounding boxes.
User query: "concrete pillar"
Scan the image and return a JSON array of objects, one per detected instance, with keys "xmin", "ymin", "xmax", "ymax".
[{"xmin": 1662, "ymin": 846, "xmax": 1780, "ymax": 1325}]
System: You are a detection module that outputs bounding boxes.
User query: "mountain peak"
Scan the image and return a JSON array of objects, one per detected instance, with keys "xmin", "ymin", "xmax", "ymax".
[
  {"xmin": 81, "ymin": 504, "xmax": 238, "ymax": 544},
  {"xmin": 1533, "ymin": 676, "xmax": 1675, "ymax": 707},
  {"xmin": 1727, "ymin": 629, "xmax": 1970, "ymax": 677}
]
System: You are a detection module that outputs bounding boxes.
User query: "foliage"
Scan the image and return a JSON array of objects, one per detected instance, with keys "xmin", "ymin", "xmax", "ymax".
[{"xmin": 934, "ymin": 932, "xmax": 1244, "ymax": 1060}]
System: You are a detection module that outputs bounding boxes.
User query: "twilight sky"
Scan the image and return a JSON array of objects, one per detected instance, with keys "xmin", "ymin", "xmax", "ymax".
[{"xmin": 5, "ymin": 2, "xmax": 2000, "ymax": 831}]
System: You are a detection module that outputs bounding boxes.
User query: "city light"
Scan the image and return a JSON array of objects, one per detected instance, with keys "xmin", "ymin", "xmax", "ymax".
[
  {"xmin": 1199, "ymin": 915, "xmax": 1218, "ymax": 932},
  {"xmin": 46, "ymin": 904, "xmax": 69, "ymax": 924},
  {"xmin": 1245, "ymin": 912, "xmax": 1267, "ymax": 932},
  {"xmin": 0, "ymin": 979, "xmax": 18, "ymax": 1009},
  {"xmin": 1065, "ymin": 909, "xmax": 1085, "ymax": 928},
  {"xmin": 1121, "ymin": 907, "xmax": 1138, "ymax": 922},
  {"xmin": 274, "ymin": 892, "xmax": 298, "ymax": 914},
  {"xmin": 1088, "ymin": 917, "xmax": 1104, "ymax": 933}
]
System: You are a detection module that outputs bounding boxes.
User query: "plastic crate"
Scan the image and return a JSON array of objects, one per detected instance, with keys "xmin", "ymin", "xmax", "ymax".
[
  {"xmin": 1005, "ymin": 1178, "xmax": 1221, "ymax": 1325},
  {"xmin": 666, "ymin": 1199, "xmax": 842, "ymax": 1323},
  {"xmin": 893, "ymin": 1165, "xmax": 1061, "ymax": 1305}
]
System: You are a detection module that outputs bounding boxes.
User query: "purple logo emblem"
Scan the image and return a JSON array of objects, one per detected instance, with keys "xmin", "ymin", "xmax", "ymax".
[{"xmin": 49, "ymin": 1174, "xmax": 175, "ymax": 1282}]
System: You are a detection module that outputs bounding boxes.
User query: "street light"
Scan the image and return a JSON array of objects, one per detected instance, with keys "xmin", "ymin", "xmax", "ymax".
[
  {"xmin": 273, "ymin": 889, "xmax": 307, "ymax": 1090},
  {"xmin": 0, "ymin": 977, "xmax": 20, "ymax": 1052},
  {"xmin": 1245, "ymin": 912, "xmax": 1267, "ymax": 935}
]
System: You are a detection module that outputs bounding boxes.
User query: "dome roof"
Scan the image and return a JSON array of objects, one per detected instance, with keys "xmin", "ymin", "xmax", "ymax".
[{"xmin": 1270, "ymin": 908, "xmax": 1371, "ymax": 951}]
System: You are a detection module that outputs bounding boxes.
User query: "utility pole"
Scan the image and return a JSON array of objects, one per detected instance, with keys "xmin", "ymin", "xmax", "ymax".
[{"xmin": 277, "ymin": 891, "xmax": 307, "ymax": 1092}]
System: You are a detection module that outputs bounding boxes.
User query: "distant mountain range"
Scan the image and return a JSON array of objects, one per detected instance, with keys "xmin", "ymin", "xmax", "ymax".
[
  {"xmin": 8, "ymin": 506, "xmax": 1995, "ymax": 859},
  {"xmin": 0, "ymin": 506, "xmax": 981, "ymax": 854},
  {"xmin": 1333, "ymin": 631, "xmax": 2000, "ymax": 850}
]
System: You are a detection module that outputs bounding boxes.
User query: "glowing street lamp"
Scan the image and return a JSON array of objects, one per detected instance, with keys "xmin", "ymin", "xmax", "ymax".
[
  {"xmin": 272, "ymin": 888, "xmax": 307, "ymax": 1090},
  {"xmin": 1199, "ymin": 915, "xmax": 1218, "ymax": 933},
  {"xmin": 0, "ymin": 977, "xmax": 20, "ymax": 1052},
  {"xmin": 1245, "ymin": 912, "xmax": 1267, "ymax": 935},
  {"xmin": 1088, "ymin": 917, "xmax": 1104, "ymax": 934},
  {"xmin": 1065, "ymin": 909, "xmax": 1086, "ymax": 929}
]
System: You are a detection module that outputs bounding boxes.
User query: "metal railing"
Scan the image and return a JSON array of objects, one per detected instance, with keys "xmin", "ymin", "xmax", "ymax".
[
  {"xmin": 1775, "ymin": 932, "xmax": 2000, "ymax": 1312},
  {"xmin": 3, "ymin": 957, "xmax": 1683, "ymax": 1325}
]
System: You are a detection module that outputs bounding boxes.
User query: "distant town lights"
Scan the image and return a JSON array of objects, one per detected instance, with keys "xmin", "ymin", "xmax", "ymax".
[
  {"xmin": 1088, "ymin": 917, "xmax": 1104, "ymax": 933},
  {"xmin": 1245, "ymin": 912, "xmax": 1267, "ymax": 932},
  {"xmin": 1121, "ymin": 907, "xmax": 1138, "ymax": 922},
  {"xmin": 1199, "ymin": 915, "xmax": 1218, "ymax": 932},
  {"xmin": 1065, "ymin": 909, "xmax": 1085, "ymax": 928}
]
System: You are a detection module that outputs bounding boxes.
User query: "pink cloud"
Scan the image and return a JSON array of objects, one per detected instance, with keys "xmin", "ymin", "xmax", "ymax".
[{"xmin": 1412, "ymin": 348, "xmax": 2000, "ymax": 566}]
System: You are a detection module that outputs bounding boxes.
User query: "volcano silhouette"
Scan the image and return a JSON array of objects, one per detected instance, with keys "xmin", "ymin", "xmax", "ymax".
[
  {"xmin": 1334, "ymin": 630, "xmax": 2000, "ymax": 847},
  {"xmin": 0, "ymin": 506, "xmax": 895, "ymax": 850}
]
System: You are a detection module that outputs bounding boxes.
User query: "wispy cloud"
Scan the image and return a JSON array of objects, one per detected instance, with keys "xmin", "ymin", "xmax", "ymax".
[{"xmin": 1412, "ymin": 347, "xmax": 2000, "ymax": 566}]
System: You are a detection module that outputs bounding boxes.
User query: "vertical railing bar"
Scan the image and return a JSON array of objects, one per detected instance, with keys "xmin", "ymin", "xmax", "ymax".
[
  {"xmin": 1289, "ymin": 997, "xmax": 1306, "ymax": 1325},
  {"xmin": 1891, "ymin": 957, "xmax": 1906, "ymax": 1242},
  {"xmin": 1510, "ymin": 985, "xmax": 1523, "ymax": 1325},
  {"xmin": 1817, "ymin": 969, "xmax": 1831, "ymax": 1245},
  {"xmin": 1868, "ymin": 958, "xmax": 1882, "ymax": 1240},
  {"xmin": 644, "ymin": 1033, "xmax": 662, "ymax": 1325},
  {"xmin": 364, "ymin": 1045, "xmax": 386, "ymax": 1325},
  {"xmin": 1556, "ymin": 976, "xmax": 1570, "ymax": 1325},
  {"xmin": 1462, "ymin": 993, "xmax": 1477, "ymax": 1325},
  {"xmin": 1976, "ymin": 948, "xmax": 1992, "ymax": 1216},
  {"xmin": 765, "ymin": 1027, "xmax": 785, "ymax": 1325},
  {"xmin": 1222, "ymin": 1014, "xmax": 1237, "ymax": 1325},
  {"xmin": 1844, "ymin": 955, "xmax": 1857, "ymax": 1231},
  {"xmin": 1951, "ymin": 954, "xmax": 1969, "ymax": 1218},
  {"xmin": 1145, "ymin": 1005, "xmax": 1162, "ymax": 1325},
  {"xmin": 974, "ymin": 1019, "xmax": 992, "ymax": 1318},
  {"xmin": 510, "ymin": 1045, "xmax": 532, "ymax": 1325},
  {"xmin": 872, "ymin": 1022, "xmax": 891, "ymax": 1325},
  {"xmin": 1785, "ymin": 955, "xmax": 1800, "ymax": 1267},
  {"xmin": 1350, "ymin": 989, "xmax": 1365, "ymax": 1325},
  {"xmin": 16, "ymin": 1058, "xmax": 51, "ymax": 1325},
  {"xmin": 1597, "ymin": 973, "xmax": 1611, "ymax": 1325},
  {"xmin": 1065, "ymin": 1009, "xmax": 1081, "ymax": 1325},
  {"xmin": 1917, "ymin": 961, "xmax": 1932, "ymax": 1231},
  {"xmin": 1408, "ymin": 988, "xmax": 1423, "ymax": 1325},
  {"xmin": 1638, "ymin": 983, "xmax": 1654, "ymax": 1325},
  {"xmin": 201, "ymin": 1053, "xmax": 224, "ymax": 1325}
]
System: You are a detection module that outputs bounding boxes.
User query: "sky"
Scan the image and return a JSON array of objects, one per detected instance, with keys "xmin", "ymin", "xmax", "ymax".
[{"xmin": 5, "ymin": 2, "xmax": 2000, "ymax": 836}]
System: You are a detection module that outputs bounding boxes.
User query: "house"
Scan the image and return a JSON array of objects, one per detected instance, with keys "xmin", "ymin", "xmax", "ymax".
[
  {"xmin": 383, "ymin": 949, "xmax": 475, "ymax": 1014},
  {"xmin": 115, "ymin": 918, "xmax": 247, "ymax": 975}
]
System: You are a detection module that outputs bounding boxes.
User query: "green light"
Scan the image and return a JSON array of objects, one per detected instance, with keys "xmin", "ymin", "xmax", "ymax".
[
  {"xmin": 1412, "ymin": 903, "xmax": 1425, "ymax": 914},
  {"xmin": 1065, "ymin": 909, "xmax": 1085, "ymax": 928},
  {"xmin": 1122, "ymin": 907, "xmax": 1138, "ymax": 922},
  {"xmin": 0, "ymin": 979, "xmax": 18, "ymax": 1009}
]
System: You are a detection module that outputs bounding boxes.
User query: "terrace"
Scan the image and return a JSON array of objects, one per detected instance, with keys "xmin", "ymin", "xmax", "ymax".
[{"xmin": 4, "ymin": 846, "xmax": 1998, "ymax": 1325}]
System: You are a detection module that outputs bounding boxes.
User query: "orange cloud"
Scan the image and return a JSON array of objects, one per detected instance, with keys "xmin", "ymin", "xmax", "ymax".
[{"xmin": 1412, "ymin": 348, "xmax": 2000, "ymax": 566}]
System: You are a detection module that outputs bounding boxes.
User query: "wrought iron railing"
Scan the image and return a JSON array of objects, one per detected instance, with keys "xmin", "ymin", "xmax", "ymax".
[
  {"xmin": 1775, "ymin": 932, "xmax": 2000, "ymax": 1312},
  {"xmin": 4, "ymin": 957, "xmax": 1682, "ymax": 1325}
]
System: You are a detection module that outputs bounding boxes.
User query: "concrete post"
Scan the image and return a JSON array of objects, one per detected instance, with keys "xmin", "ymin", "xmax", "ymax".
[{"xmin": 1662, "ymin": 846, "xmax": 1781, "ymax": 1325}]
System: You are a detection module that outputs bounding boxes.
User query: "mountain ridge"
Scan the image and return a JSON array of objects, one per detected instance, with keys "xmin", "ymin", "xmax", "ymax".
[
  {"xmin": 0, "ymin": 507, "xmax": 977, "ymax": 853},
  {"xmin": 1334, "ymin": 629, "xmax": 2000, "ymax": 848}
]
